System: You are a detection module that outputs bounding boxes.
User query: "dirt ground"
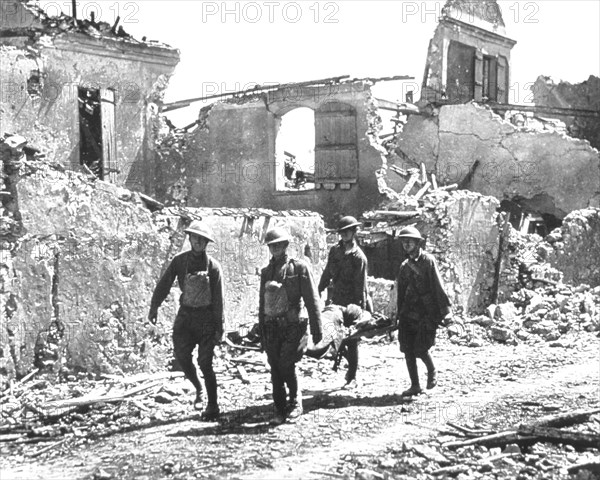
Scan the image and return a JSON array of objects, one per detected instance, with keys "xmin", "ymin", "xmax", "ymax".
[{"xmin": 2, "ymin": 330, "xmax": 599, "ymax": 480}]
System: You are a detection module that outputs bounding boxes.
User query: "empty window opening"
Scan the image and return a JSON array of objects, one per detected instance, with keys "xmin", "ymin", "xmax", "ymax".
[
  {"xmin": 499, "ymin": 200, "xmax": 562, "ymax": 237},
  {"xmin": 275, "ymin": 107, "xmax": 315, "ymax": 191},
  {"xmin": 78, "ymin": 87, "xmax": 103, "ymax": 179}
]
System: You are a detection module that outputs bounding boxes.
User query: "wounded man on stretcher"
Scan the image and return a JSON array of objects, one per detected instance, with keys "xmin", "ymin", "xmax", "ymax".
[{"xmin": 305, "ymin": 304, "xmax": 395, "ymax": 377}]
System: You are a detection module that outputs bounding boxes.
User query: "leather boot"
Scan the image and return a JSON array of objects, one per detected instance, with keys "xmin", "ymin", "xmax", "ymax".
[{"xmin": 427, "ymin": 369, "xmax": 437, "ymax": 389}]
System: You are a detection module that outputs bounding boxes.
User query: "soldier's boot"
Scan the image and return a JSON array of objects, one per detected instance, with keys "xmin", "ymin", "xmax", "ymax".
[
  {"xmin": 270, "ymin": 371, "xmax": 287, "ymax": 426},
  {"xmin": 270, "ymin": 410, "xmax": 286, "ymax": 426},
  {"xmin": 402, "ymin": 355, "xmax": 423, "ymax": 396},
  {"xmin": 193, "ymin": 390, "xmax": 203, "ymax": 410},
  {"xmin": 286, "ymin": 398, "xmax": 303, "ymax": 421},
  {"xmin": 201, "ymin": 371, "xmax": 220, "ymax": 420},
  {"xmin": 202, "ymin": 403, "xmax": 220, "ymax": 421},
  {"xmin": 427, "ymin": 369, "xmax": 437, "ymax": 390},
  {"xmin": 420, "ymin": 352, "xmax": 437, "ymax": 389},
  {"xmin": 285, "ymin": 369, "xmax": 303, "ymax": 421},
  {"xmin": 344, "ymin": 340, "xmax": 359, "ymax": 387}
]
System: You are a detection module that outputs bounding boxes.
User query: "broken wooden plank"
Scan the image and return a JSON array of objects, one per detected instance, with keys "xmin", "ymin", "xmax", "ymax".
[
  {"xmin": 522, "ymin": 408, "xmax": 600, "ymax": 429},
  {"xmin": 236, "ymin": 365, "xmax": 251, "ymax": 384},
  {"xmin": 372, "ymin": 210, "xmax": 420, "ymax": 218},
  {"xmin": 0, "ymin": 433, "xmax": 26, "ymax": 442},
  {"xmin": 100, "ymin": 371, "xmax": 184, "ymax": 385},
  {"xmin": 27, "ymin": 438, "xmax": 69, "ymax": 458},
  {"xmin": 438, "ymin": 183, "xmax": 458, "ymax": 191},
  {"xmin": 442, "ymin": 431, "xmax": 535, "ymax": 449},
  {"xmin": 42, "ymin": 380, "xmax": 162, "ymax": 411},
  {"xmin": 447, "ymin": 422, "xmax": 496, "ymax": 436},
  {"xmin": 431, "ymin": 173, "xmax": 438, "ymax": 190},
  {"xmin": 400, "ymin": 173, "xmax": 419, "ymax": 196},
  {"xmin": 420, "ymin": 163, "xmax": 427, "ymax": 184},
  {"xmin": 517, "ymin": 426, "xmax": 600, "ymax": 450},
  {"xmin": 389, "ymin": 165, "xmax": 409, "ymax": 177},
  {"xmin": 478, "ymin": 452, "xmax": 521, "ymax": 464},
  {"xmin": 432, "ymin": 465, "xmax": 470, "ymax": 476},
  {"xmin": 414, "ymin": 181, "xmax": 431, "ymax": 200},
  {"xmin": 224, "ymin": 336, "xmax": 261, "ymax": 351}
]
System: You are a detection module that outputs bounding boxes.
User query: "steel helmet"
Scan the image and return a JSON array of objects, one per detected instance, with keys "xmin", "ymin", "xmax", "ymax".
[
  {"xmin": 184, "ymin": 220, "xmax": 215, "ymax": 243},
  {"xmin": 337, "ymin": 216, "xmax": 362, "ymax": 232},
  {"xmin": 397, "ymin": 226, "xmax": 423, "ymax": 240},
  {"xmin": 264, "ymin": 227, "xmax": 291, "ymax": 245}
]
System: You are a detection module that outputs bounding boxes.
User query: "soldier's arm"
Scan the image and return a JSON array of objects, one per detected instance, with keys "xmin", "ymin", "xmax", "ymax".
[
  {"xmin": 211, "ymin": 260, "xmax": 225, "ymax": 332},
  {"xmin": 258, "ymin": 269, "xmax": 266, "ymax": 329},
  {"xmin": 300, "ymin": 263, "xmax": 323, "ymax": 340},
  {"xmin": 150, "ymin": 257, "xmax": 178, "ymax": 313},
  {"xmin": 427, "ymin": 256, "xmax": 451, "ymax": 318},
  {"xmin": 317, "ymin": 247, "xmax": 335, "ymax": 294},
  {"xmin": 352, "ymin": 254, "xmax": 368, "ymax": 308},
  {"xmin": 395, "ymin": 264, "xmax": 408, "ymax": 318}
]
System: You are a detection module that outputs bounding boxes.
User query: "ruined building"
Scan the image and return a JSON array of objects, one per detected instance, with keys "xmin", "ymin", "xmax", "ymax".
[
  {"xmin": 532, "ymin": 75, "xmax": 600, "ymax": 151},
  {"xmin": 386, "ymin": 0, "xmax": 600, "ymax": 235},
  {"xmin": 0, "ymin": 0, "xmax": 179, "ymax": 185},
  {"xmin": 421, "ymin": 0, "xmax": 516, "ymax": 104},
  {"xmin": 147, "ymin": 77, "xmax": 404, "ymax": 225}
]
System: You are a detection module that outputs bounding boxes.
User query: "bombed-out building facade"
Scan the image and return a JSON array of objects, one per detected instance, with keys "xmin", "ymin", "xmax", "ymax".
[{"xmin": 1, "ymin": 0, "xmax": 599, "ymax": 381}]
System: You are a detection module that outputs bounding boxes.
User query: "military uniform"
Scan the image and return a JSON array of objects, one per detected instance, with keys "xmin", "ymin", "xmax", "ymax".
[
  {"xmin": 395, "ymin": 226, "xmax": 451, "ymax": 395},
  {"xmin": 396, "ymin": 250, "xmax": 450, "ymax": 354},
  {"xmin": 149, "ymin": 221, "xmax": 224, "ymax": 417},
  {"xmin": 259, "ymin": 254, "xmax": 322, "ymax": 419},
  {"xmin": 318, "ymin": 241, "xmax": 368, "ymax": 308},
  {"xmin": 318, "ymin": 224, "xmax": 368, "ymax": 383}
]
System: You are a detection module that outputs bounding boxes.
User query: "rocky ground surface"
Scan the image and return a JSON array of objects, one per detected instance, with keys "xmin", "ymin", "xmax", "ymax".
[{"xmin": 1, "ymin": 327, "xmax": 599, "ymax": 480}]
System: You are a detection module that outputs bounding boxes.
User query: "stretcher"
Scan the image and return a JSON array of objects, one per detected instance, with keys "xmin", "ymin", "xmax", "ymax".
[{"xmin": 333, "ymin": 313, "xmax": 397, "ymax": 371}]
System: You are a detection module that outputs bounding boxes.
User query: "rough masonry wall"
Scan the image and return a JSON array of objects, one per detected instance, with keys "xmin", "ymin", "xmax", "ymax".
[
  {"xmin": 532, "ymin": 75, "xmax": 600, "ymax": 151},
  {"xmin": 0, "ymin": 142, "xmax": 177, "ymax": 382},
  {"xmin": 387, "ymin": 103, "xmax": 600, "ymax": 219},
  {"xmin": 370, "ymin": 190, "xmax": 503, "ymax": 314},
  {"xmin": 1, "ymin": 37, "xmax": 177, "ymax": 188},
  {"xmin": 149, "ymin": 83, "xmax": 386, "ymax": 227},
  {"xmin": 1, "ymin": 139, "xmax": 329, "ymax": 383},
  {"xmin": 546, "ymin": 208, "xmax": 600, "ymax": 287}
]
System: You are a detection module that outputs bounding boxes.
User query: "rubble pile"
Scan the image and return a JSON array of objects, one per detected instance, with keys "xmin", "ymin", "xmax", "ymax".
[
  {"xmin": 365, "ymin": 188, "xmax": 502, "ymax": 314},
  {"xmin": 546, "ymin": 207, "xmax": 600, "ymax": 287}
]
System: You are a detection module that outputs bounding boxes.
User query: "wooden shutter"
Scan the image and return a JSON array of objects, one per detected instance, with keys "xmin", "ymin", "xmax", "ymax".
[
  {"xmin": 447, "ymin": 41, "xmax": 477, "ymax": 102},
  {"xmin": 496, "ymin": 56, "xmax": 508, "ymax": 104},
  {"xmin": 314, "ymin": 101, "xmax": 358, "ymax": 184},
  {"xmin": 100, "ymin": 88, "xmax": 117, "ymax": 183},
  {"xmin": 473, "ymin": 50, "xmax": 483, "ymax": 101}
]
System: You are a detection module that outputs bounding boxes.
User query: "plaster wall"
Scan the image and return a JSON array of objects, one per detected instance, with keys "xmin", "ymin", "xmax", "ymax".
[
  {"xmin": 388, "ymin": 103, "xmax": 600, "ymax": 219},
  {"xmin": 149, "ymin": 83, "xmax": 385, "ymax": 227},
  {"xmin": 1, "ymin": 35, "xmax": 177, "ymax": 186}
]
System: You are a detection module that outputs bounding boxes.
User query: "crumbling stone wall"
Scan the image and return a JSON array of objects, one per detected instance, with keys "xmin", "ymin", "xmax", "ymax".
[
  {"xmin": 532, "ymin": 75, "xmax": 600, "ymax": 151},
  {"xmin": 546, "ymin": 208, "xmax": 600, "ymax": 287},
  {"xmin": 148, "ymin": 82, "xmax": 386, "ymax": 226},
  {"xmin": 1, "ymin": 138, "xmax": 329, "ymax": 383},
  {"xmin": 367, "ymin": 190, "xmax": 505, "ymax": 314},
  {"xmin": 388, "ymin": 103, "xmax": 600, "ymax": 219},
  {"xmin": 1, "ymin": 2, "xmax": 179, "ymax": 188},
  {"xmin": 0, "ymin": 137, "xmax": 178, "ymax": 381}
]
